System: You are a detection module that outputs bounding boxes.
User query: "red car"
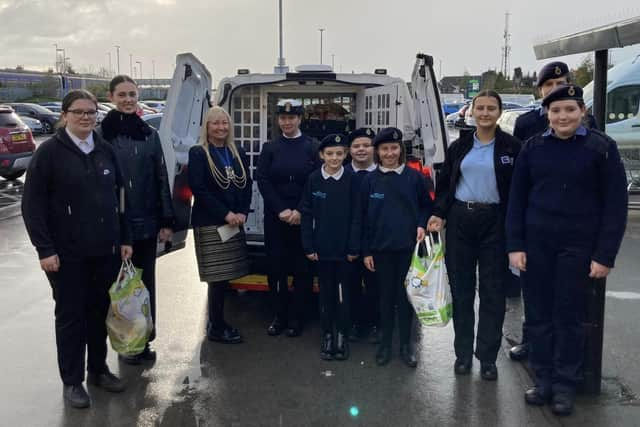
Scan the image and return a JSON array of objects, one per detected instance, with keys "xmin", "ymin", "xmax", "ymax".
[{"xmin": 0, "ymin": 105, "xmax": 36, "ymax": 180}]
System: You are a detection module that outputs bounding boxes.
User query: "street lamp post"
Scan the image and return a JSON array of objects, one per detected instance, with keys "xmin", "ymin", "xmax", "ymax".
[
  {"xmin": 331, "ymin": 54, "xmax": 335, "ymax": 70},
  {"xmin": 114, "ymin": 45, "xmax": 121, "ymax": 74},
  {"xmin": 129, "ymin": 54, "xmax": 133, "ymax": 77},
  {"xmin": 53, "ymin": 44, "xmax": 59, "ymax": 72},
  {"xmin": 318, "ymin": 28, "xmax": 325, "ymax": 64},
  {"xmin": 107, "ymin": 52, "xmax": 112, "ymax": 77},
  {"xmin": 136, "ymin": 61, "xmax": 143, "ymax": 99}
]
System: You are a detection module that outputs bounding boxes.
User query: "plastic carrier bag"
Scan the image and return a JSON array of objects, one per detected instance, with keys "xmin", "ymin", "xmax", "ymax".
[
  {"xmin": 106, "ymin": 260, "xmax": 153, "ymax": 356},
  {"xmin": 405, "ymin": 232, "xmax": 452, "ymax": 327}
]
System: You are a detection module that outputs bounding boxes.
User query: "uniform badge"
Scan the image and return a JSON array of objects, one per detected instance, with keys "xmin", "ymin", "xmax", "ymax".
[
  {"xmin": 284, "ymin": 102, "xmax": 292, "ymax": 112},
  {"xmin": 366, "ymin": 129, "xmax": 372, "ymax": 136},
  {"xmin": 335, "ymin": 135, "xmax": 341, "ymax": 142},
  {"xmin": 103, "ymin": 169, "xmax": 111, "ymax": 175},
  {"xmin": 554, "ymin": 66, "xmax": 562, "ymax": 75},
  {"xmin": 500, "ymin": 156, "xmax": 513, "ymax": 165},
  {"xmin": 392, "ymin": 131, "xmax": 398, "ymax": 140},
  {"xmin": 568, "ymin": 86, "xmax": 576, "ymax": 96}
]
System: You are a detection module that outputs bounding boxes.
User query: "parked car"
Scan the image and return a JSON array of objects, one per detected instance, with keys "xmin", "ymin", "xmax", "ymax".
[
  {"xmin": 497, "ymin": 108, "xmax": 530, "ymax": 135},
  {"xmin": 141, "ymin": 101, "xmax": 165, "ymax": 112},
  {"xmin": 443, "ymin": 102, "xmax": 465, "ymax": 116},
  {"xmin": 7, "ymin": 103, "xmax": 59, "ymax": 134},
  {"xmin": 462, "ymin": 101, "xmax": 524, "ymax": 128},
  {"xmin": 0, "ymin": 105, "xmax": 36, "ymax": 180},
  {"xmin": 18, "ymin": 115, "xmax": 44, "ymax": 135},
  {"xmin": 141, "ymin": 113, "xmax": 163, "ymax": 130}
]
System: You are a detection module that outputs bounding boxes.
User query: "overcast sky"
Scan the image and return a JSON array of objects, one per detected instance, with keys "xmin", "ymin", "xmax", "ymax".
[{"xmin": 2, "ymin": 0, "xmax": 640, "ymax": 84}]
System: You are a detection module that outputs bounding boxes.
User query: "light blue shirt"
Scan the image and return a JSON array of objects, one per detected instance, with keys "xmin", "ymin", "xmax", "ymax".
[{"xmin": 454, "ymin": 133, "xmax": 500, "ymax": 203}]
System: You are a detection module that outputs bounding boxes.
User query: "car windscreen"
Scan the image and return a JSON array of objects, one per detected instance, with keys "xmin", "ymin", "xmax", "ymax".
[{"xmin": 0, "ymin": 112, "xmax": 23, "ymax": 127}]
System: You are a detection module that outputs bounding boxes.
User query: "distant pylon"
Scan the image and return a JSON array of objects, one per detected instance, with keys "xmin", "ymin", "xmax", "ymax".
[{"xmin": 501, "ymin": 11, "xmax": 511, "ymax": 79}]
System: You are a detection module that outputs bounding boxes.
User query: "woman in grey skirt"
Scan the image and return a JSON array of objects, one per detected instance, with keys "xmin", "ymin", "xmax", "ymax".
[{"xmin": 188, "ymin": 106, "xmax": 252, "ymax": 343}]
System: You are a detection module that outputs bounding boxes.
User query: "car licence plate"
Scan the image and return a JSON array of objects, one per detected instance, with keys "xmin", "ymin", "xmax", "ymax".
[{"xmin": 10, "ymin": 133, "xmax": 27, "ymax": 142}]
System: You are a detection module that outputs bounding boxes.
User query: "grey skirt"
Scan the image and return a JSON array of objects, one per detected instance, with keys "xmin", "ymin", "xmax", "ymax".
[{"xmin": 193, "ymin": 225, "xmax": 249, "ymax": 283}]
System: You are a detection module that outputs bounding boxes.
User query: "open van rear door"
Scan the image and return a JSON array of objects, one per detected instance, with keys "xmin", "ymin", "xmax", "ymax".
[
  {"xmin": 361, "ymin": 81, "xmax": 415, "ymax": 140},
  {"xmin": 158, "ymin": 53, "xmax": 212, "ymax": 251},
  {"xmin": 411, "ymin": 53, "xmax": 449, "ymax": 168}
]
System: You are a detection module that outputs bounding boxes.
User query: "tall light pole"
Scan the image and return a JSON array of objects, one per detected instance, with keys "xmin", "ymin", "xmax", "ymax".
[
  {"xmin": 64, "ymin": 57, "xmax": 70, "ymax": 74},
  {"xmin": 129, "ymin": 54, "xmax": 133, "ymax": 76},
  {"xmin": 53, "ymin": 44, "xmax": 59, "ymax": 72},
  {"xmin": 114, "ymin": 45, "xmax": 121, "ymax": 74},
  {"xmin": 331, "ymin": 54, "xmax": 335, "ymax": 70},
  {"xmin": 136, "ymin": 61, "xmax": 143, "ymax": 98},
  {"xmin": 107, "ymin": 52, "xmax": 112, "ymax": 77},
  {"xmin": 318, "ymin": 28, "xmax": 325, "ymax": 64}
]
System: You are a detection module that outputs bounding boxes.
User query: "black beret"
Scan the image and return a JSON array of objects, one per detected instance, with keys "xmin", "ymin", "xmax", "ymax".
[
  {"xmin": 276, "ymin": 99, "xmax": 304, "ymax": 115},
  {"xmin": 348, "ymin": 128, "xmax": 376, "ymax": 144},
  {"xmin": 319, "ymin": 133, "xmax": 348, "ymax": 151},
  {"xmin": 536, "ymin": 61, "xmax": 569, "ymax": 87},
  {"xmin": 373, "ymin": 127, "xmax": 403, "ymax": 147},
  {"xmin": 541, "ymin": 84, "xmax": 584, "ymax": 108}
]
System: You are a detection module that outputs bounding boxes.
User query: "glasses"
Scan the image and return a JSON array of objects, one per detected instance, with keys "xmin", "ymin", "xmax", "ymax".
[{"xmin": 67, "ymin": 109, "xmax": 98, "ymax": 118}]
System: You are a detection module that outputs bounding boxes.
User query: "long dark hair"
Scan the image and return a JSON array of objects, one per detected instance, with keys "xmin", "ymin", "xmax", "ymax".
[
  {"xmin": 472, "ymin": 90, "xmax": 503, "ymax": 111},
  {"xmin": 108, "ymin": 75, "xmax": 137, "ymax": 93}
]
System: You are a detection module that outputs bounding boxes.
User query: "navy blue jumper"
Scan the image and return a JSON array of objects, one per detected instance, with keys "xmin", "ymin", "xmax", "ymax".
[
  {"xmin": 256, "ymin": 134, "xmax": 321, "ymax": 324},
  {"xmin": 513, "ymin": 107, "xmax": 597, "ymax": 142},
  {"xmin": 506, "ymin": 127, "xmax": 627, "ymax": 392},
  {"xmin": 358, "ymin": 166, "xmax": 432, "ymax": 348},
  {"xmin": 300, "ymin": 168, "xmax": 359, "ymax": 333}
]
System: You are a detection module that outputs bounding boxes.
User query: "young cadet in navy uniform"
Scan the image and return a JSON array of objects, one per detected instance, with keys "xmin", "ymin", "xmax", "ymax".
[
  {"xmin": 301, "ymin": 134, "xmax": 359, "ymax": 360},
  {"xmin": 427, "ymin": 90, "xmax": 521, "ymax": 380},
  {"xmin": 507, "ymin": 85, "xmax": 627, "ymax": 416},
  {"xmin": 344, "ymin": 128, "xmax": 380, "ymax": 343},
  {"xmin": 359, "ymin": 127, "xmax": 432, "ymax": 367},
  {"xmin": 257, "ymin": 99, "xmax": 321, "ymax": 337},
  {"xmin": 509, "ymin": 61, "xmax": 597, "ymax": 361}
]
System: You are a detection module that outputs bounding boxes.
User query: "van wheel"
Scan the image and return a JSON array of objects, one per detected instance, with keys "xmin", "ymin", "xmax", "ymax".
[
  {"xmin": 42, "ymin": 121, "xmax": 53, "ymax": 133},
  {"xmin": 1, "ymin": 170, "xmax": 25, "ymax": 180}
]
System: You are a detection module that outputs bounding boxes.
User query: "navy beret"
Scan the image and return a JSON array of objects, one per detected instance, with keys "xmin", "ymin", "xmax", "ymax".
[
  {"xmin": 373, "ymin": 127, "xmax": 403, "ymax": 147},
  {"xmin": 536, "ymin": 61, "xmax": 569, "ymax": 87},
  {"xmin": 319, "ymin": 133, "xmax": 348, "ymax": 151},
  {"xmin": 276, "ymin": 99, "xmax": 304, "ymax": 115},
  {"xmin": 541, "ymin": 84, "xmax": 583, "ymax": 108},
  {"xmin": 348, "ymin": 128, "xmax": 376, "ymax": 144}
]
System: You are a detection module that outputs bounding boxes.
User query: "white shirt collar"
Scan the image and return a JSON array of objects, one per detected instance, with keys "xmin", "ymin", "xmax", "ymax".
[
  {"xmin": 378, "ymin": 164, "xmax": 405, "ymax": 174},
  {"xmin": 282, "ymin": 130, "xmax": 302, "ymax": 139},
  {"xmin": 351, "ymin": 161, "xmax": 377, "ymax": 172},
  {"xmin": 321, "ymin": 165, "xmax": 344, "ymax": 180},
  {"xmin": 65, "ymin": 128, "xmax": 94, "ymax": 154}
]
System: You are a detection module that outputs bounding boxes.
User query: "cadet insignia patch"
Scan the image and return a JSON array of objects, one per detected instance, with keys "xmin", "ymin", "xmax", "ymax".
[
  {"xmin": 568, "ymin": 86, "xmax": 576, "ymax": 96},
  {"xmin": 554, "ymin": 66, "xmax": 562, "ymax": 75},
  {"xmin": 336, "ymin": 135, "xmax": 341, "ymax": 142}
]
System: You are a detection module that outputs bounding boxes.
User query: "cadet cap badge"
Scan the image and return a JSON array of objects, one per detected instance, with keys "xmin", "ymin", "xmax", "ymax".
[
  {"xmin": 554, "ymin": 66, "xmax": 562, "ymax": 75},
  {"xmin": 568, "ymin": 86, "xmax": 576, "ymax": 96}
]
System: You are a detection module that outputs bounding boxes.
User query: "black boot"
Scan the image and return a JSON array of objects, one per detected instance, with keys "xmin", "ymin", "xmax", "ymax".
[
  {"xmin": 334, "ymin": 332, "xmax": 349, "ymax": 361},
  {"xmin": 551, "ymin": 390, "xmax": 575, "ymax": 416},
  {"xmin": 348, "ymin": 324, "xmax": 360, "ymax": 342},
  {"xmin": 400, "ymin": 344, "xmax": 417, "ymax": 368},
  {"xmin": 320, "ymin": 333, "xmax": 333, "ymax": 360},
  {"xmin": 368, "ymin": 325, "xmax": 381, "ymax": 344},
  {"xmin": 286, "ymin": 319, "xmax": 303, "ymax": 337},
  {"xmin": 267, "ymin": 316, "xmax": 286, "ymax": 336},
  {"xmin": 375, "ymin": 345, "xmax": 391, "ymax": 366},
  {"xmin": 509, "ymin": 343, "xmax": 529, "ymax": 361}
]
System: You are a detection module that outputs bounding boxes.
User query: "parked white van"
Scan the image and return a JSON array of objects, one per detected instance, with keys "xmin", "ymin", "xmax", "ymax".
[{"xmin": 159, "ymin": 53, "xmax": 448, "ymax": 286}]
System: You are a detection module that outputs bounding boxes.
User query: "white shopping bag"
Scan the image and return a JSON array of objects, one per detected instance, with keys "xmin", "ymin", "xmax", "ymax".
[{"xmin": 405, "ymin": 232, "xmax": 452, "ymax": 327}]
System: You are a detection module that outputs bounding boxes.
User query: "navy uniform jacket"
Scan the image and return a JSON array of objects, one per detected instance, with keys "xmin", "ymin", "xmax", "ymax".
[
  {"xmin": 300, "ymin": 168, "xmax": 359, "ymax": 260},
  {"xmin": 358, "ymin": 166, "xmax": 432, "ymax": 256},
  {"xmin": 256, "ymin": 134, "xmax": 321, "ymax": 217},
  {"xmin": 188, "ymin": 144, "xmax": 252, "ymax": 227},
  {"xmin": 506, "ymin": 127, "xmax": 628, "ymax": 268},
  {"xmin": 514, "ymin": 107, "xmax": 598, "ymax": 142},
  {"xmin": 22, "ymin": 128, "xmax": 131, "ymax": 260}
]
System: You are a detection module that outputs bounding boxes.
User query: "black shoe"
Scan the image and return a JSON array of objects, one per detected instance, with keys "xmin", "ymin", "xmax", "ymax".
[
  {"xmin": 63, "ymin": 384, "xmax": 90, "ymax": 408},
  {"xmin": 524, "ymin": 386, "xmax": 551, "ymax": 406},
  {"xmin": 334, "ymin": 332, "xmax": 349, "ymax": 361},
  {"xmin": 320, "ymin": 333, "xmax": 334, "ymax": 361},
  {"xmin": 400, "ymin": 344, "xmax": 418, "ymax": 368},
  {"xmin": 454, "ymin": 359, "xmax": 472, "ymax": 375},
  {"xmin": 348, "ymin": 325, "xmax": 360, "ymax": 342},
  {"xmin": 551, "ymin": 391, "xmax": 575, "ymax": 416},
  {"xmin": 375, "ymin": 345, "xmax": 391, "ymax": 366},
  {"xmin": 267, "ymin": 317, "xmax": 285, "ymax": 336},
  {"xmin": 368, "ymin": 326, "xmax": 381, "ymax": 344},
  {"xmin": 119, "ymin": 352, "xmax": 142, "ymax": 365},
  {"xmin": 208, "ymin": 326, "xmax": 243, "ymax": 343},
  {"xmin": 87, "ymin": 370, "xmax": 125, "ymax": 393},
  {"xmin": 286, "ymin": 320, "xmax": 302, "ymax": 337},
  {"xmin": 140, "ymin": 344, "xmax": 157, "ymax": 361},
  {"xmin": 480, "ymin": 362, "xmax": 498, "ymax": 380},
  {"xmin": 509, "ymin": 343, "xmax": 529, "ymax": 361}
]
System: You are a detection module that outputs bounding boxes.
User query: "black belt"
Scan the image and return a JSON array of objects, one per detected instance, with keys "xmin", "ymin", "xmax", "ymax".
[{"xmin": 454, "ymin": 200, "xmax": 499, "ymax": 210}]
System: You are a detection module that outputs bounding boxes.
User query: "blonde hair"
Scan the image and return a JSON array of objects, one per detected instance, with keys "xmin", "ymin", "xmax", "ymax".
[{"xmin": 199, "ymin": 106, "xmax": 242, "ymax": 160}]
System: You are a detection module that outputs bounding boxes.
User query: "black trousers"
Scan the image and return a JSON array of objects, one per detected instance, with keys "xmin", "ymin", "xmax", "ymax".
[
  {"xmin": 349, "ymin": 261, "xmax": 379, "ymax": 329},
  {"xmin": 132, "ymin": 238, "xmax": 157, "ymax": 342},
  {"xmin": 317, "ymin": 260, "xmax": 351, "ymax": 333},
  {"xmin": 445, "ymin": 202, "xmax": 506, "ymax": 363},
  {"xmin": 46, "ymin": 255, "xmax": 120, "ymax": 385},
  {"xmin": 207, "ymin": 281, "xmax": 228, "ymax": 332},
  {"xmin": 522, "ymin": 229, "xmax": 590, "ymax": 392},
  {"xmin": 375, "ymin": 251, "xmax": 414, "ymax": 348},
  {"xmin": 264, "ymin": 214, "xmax": 312, "ymax": 323}
]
